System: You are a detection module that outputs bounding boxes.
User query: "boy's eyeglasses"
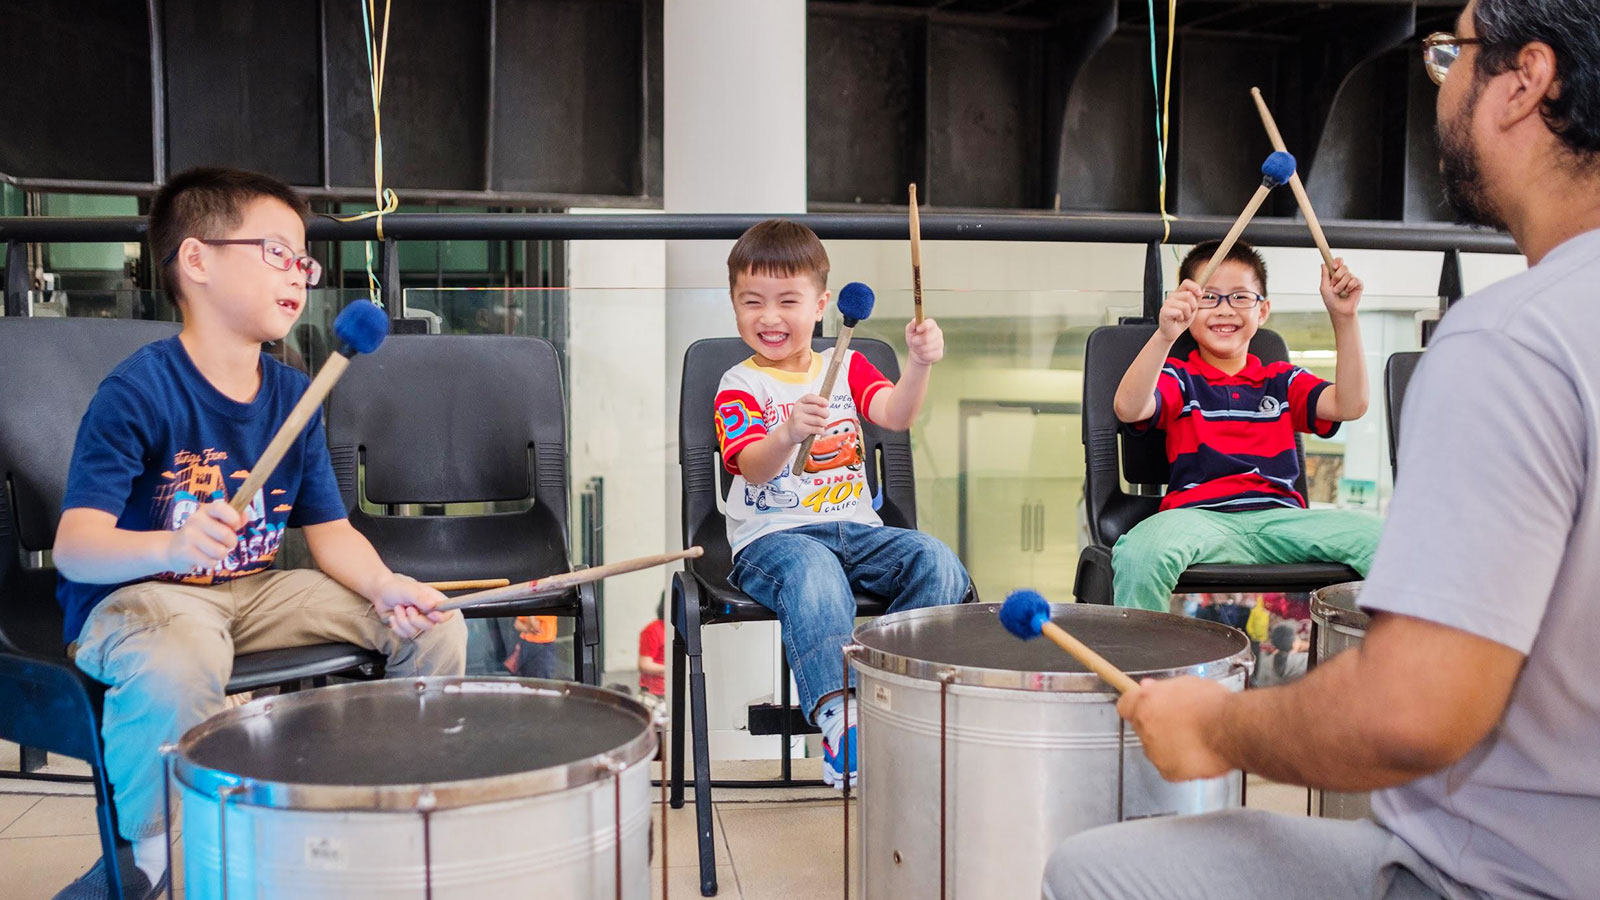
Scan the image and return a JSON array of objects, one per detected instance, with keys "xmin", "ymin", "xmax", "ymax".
[
  {"xmin": 1198, "ymin": 291, "xmax": 1265, "ymax": 309},
  {"xmin": 161, "ymin": 238, "xmax": 323, "ymax": 286},
  {"xmin": 1422, "ymin": 32, "xmax": 1482, "ymax": 86}
]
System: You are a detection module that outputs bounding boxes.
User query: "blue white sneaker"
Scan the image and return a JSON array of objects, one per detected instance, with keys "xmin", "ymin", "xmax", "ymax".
[{"xmin": 822, "ymin": 723, "xmax": 858, "ymax": 789}]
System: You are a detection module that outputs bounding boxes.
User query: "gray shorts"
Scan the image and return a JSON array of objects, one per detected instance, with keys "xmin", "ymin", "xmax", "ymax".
[{"xmin": 1042, "ymin": 809, "xmax": 1490, "ymax": 900}]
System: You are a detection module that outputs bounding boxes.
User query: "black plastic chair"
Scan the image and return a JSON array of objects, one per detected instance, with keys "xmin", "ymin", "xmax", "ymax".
[
  {"xmin": 1385, "ymin": 351, "xmax": 1423, "ymax": 478},
  {"xmin": 0, "ymin": 318, "xmax": 383, "ymax": 900},
  {"xmin": 670, "ymin": 336, "xmax": 974, "ymax": 897},
  {"xmin": 1073, "ymin": 323, "xmax": 1361, "ymax": 606},
  {"xmin": 325, "ymin": 333, "xmax": 600, "ymax": 685}
]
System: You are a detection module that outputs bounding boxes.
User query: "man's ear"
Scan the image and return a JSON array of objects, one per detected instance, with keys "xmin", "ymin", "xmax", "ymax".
[{"xmin": 1498, "ymin": 41, "xmax": 1560, "ymax": 131}]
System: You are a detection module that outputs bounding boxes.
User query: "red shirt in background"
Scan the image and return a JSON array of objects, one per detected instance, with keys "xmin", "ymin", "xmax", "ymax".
[{"xmin": 639, "ymin": 619, "xmax": 666, "ymax": 696}]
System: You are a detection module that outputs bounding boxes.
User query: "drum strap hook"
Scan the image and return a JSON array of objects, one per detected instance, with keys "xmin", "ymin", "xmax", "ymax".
[
  {"xmin": 417, "ymin": 790, "xmax": 438, "ymax": 900},
  {"xmin": 159, "ymin": 744, "xmax": 177, "ymax": 900},
  {"xmin": 216, "ymin": 784, "xmax": 242, "ymax": 900},
  {"xmin": 936, "ymin": 667, "xmax": 957, "ymax": 900}
]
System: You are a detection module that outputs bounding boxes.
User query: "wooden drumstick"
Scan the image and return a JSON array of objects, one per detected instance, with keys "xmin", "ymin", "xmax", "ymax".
[
  {"xmin": 230, "ymin": 301, "xmax": 388, "ymax": 515},
  {"xmin": 422, "ymin": 578, "xmax": 511, "ymax": 592},
  {"xmin": 1249, "ymin": 87, "xmax": 1347, "ymax": 297},
  {"xmin": 1000, "ymin": 590, "xmax": 1140, "ymax": 695},
  {"xmin": 1039, "ymin": 620, "xmax": 1140, "ymax": 695},
  {"xmin": 1194, "ymin": 151, "xmax": 1297, "ymax": 289},
  {"xmin": 790, "ymin": 282, "xmax": 876, "ymax": 474},
  {"xmin": 909, "ymin": 183, "xmax": 924, "ymax": 326},
  {"xmin": 385, "ymin": 548, "xmax": 705, "ymax": 626}
]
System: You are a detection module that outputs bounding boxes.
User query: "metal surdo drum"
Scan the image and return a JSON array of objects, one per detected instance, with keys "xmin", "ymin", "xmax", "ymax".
[
  {"xmin": 847, "ymin": 603, "xmax": 1253, "ymax": 900},
  {"xmin": 170, "ymin": 677, "xmax": 656, "ymax": 899},
  {"xmin": 1309, "ymin": 581, "xmax": 1372, "ymax": 820}
]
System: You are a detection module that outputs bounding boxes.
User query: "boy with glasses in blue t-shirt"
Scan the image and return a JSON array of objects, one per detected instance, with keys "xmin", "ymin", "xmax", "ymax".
[{"xmin": 49, "ymin": 167, "xmax": 467, "ymax": 900}]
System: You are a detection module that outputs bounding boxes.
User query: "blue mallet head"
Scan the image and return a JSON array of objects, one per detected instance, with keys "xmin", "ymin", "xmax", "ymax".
[
  {"xmin": 836, "ymin": 281, "xmax": 875, "ymax": 327},
  {"xmin": 1000, "ymin": 589, "xmax": 1052, "ymax": 641},
  {"xmin": 334, "ymin": 299, "xmax": 389, "ymax": 356},
  {"xmin": 1261, "ymin": 150, "xmax": 1297, "ymax": 189}
]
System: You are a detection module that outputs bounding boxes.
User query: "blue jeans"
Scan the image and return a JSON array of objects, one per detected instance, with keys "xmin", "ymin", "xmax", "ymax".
[{"xmin": 730, "ymin": 522, "xmax": 969, "ymax": 721}]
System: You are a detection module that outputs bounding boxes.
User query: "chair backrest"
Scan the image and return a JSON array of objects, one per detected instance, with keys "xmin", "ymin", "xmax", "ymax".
[
  {"xmin": 1081, "ymin": 323, "xmax": 1307, "ymax": 549},
  {"xmin": 1385, "ymin": 350, "xmax": 1423, "ymax": 478},
  {"xmin": 0, "ymin": 318, "xmax": 181, "ymax": 655},
  {"xmin": 679, "ymin": 337, "xmax": 913, "ymax": 589},
  {"xmin": 325, "ymin": 334, "xmax": 573, "ymax": 584}
]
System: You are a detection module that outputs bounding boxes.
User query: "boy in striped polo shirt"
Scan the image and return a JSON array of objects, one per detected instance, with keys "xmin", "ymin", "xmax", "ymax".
[{"xmin": 1109, "ymin": 240, "xmax": 1383, "ymax": 612}]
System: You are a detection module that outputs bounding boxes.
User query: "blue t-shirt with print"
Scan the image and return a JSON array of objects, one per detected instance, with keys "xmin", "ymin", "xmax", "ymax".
[{"xmin": 57, "ymin": 336, "xmax": 348, "ymax": 642}]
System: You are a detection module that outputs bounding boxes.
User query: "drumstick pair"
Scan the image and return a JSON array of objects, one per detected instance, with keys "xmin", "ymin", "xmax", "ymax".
[{"xmin": 999, "ymin": 590, "xmax": 1139, "ymax": 694}]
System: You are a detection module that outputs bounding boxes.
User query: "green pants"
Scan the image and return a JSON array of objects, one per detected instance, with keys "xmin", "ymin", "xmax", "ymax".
[{"xmin": 1111, "ymin": 507, "xmax": 1383, "ymax": 612}]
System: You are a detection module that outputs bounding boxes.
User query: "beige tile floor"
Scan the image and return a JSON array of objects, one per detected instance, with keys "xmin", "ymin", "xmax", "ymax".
[{"xmin": 2, "ymin": 740, "xmax": 1311, "ymax": 900}]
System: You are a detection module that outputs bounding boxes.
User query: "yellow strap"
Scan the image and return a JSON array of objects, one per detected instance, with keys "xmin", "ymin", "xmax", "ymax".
[
  {"xmin": 1158, "ymin": 0, "xmax": 1177, "ymax": 243},
  {"xmin": 331, "ymin": 0, "xmax": 396, "ymax": 307}
]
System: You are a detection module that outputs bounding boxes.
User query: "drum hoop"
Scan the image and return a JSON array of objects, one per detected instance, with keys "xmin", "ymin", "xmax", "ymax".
[
  {"xmin": 172, "ymin": 677, "xmax": 657, "ymax": 811},
  {"xmin": 1310, "ymin": 581, "xmax": 1370, "ymax": 632},
  {"xmin": 847, "ymin": 603, "xmax": 1253, "ymax": 691}
]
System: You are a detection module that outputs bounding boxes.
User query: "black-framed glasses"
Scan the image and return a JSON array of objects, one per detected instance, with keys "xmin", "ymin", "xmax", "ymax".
[
  {"xmin": 1423, "ymin": 32, "xmax": 1483, "ymax": 86},
  {"xmin": 162, "ymin": 238, "xmax": 323, "ymax": 286},
  {"xmin": 1198, "ymin": 291, "xmax": 1265, "ymax": 309}
]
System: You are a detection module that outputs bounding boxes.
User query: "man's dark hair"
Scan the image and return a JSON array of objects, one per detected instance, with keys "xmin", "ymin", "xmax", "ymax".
[
  {"xmin": 149, "ymin": 167, "xmax": 311, "ymax": 301},
  {"xmin": 1473, "ymin": 0, "xmax": 1600, "ymax": 158},
  {"xmin": 1177, "ymin": 240, "xmax": 1269, "ymax": 295}
]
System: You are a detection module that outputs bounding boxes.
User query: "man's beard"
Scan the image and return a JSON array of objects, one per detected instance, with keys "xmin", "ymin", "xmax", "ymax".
[{"xmin": 1436, "ymin": 78, "xmax": 1505, "ymax": 229}]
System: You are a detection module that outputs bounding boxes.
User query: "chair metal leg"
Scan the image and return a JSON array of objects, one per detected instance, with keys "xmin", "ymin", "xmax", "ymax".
[
  {"xmin": 577, "ymin": 583, "xmax": 602, "ymax": 685},
  {"xmin": 19, "ymin": 744, "xmax": 46, "ymax": 773},
  {"xmin": 779, "ymin": 654, "xmax": 793, "ymax": 785},
  {"xmin": 92, "ymin": 759, "xmax": 128, "ymax": 900},
  {"xmin": 670, "ymin": 623, "xmax": 689, "ymax": 810},
  {"xmin": 679, "ymin": 586, "xmax": 719, "ymax": 896}
]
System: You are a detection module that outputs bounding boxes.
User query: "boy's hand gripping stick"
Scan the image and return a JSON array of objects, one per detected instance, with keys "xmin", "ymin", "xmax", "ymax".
[
  {"xmin": 791, "ymin": 282, "xmax": 876, "ymax": 475},
  {"xmin": 230, "ymin": 300, "xmax": 389, "ymax": 515}
]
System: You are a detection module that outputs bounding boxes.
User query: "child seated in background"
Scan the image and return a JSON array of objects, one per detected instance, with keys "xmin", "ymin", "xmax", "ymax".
[
  {"xmin": 637, "ymin": 597, "xmax": 667, "ymax": 711},
  {"xmin": 1109, "ymin": 240, "xmax": 1383, "ymax": 612},
  {"xmin": 714, "ymin": 219, "xmax": 969, "ymax": 789}
]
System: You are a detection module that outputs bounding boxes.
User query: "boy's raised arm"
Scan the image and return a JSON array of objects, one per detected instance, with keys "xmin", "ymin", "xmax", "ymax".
[
  {"xmin": 1115, "ymin": 281, "xmax": 1200, "ymax": 424},
  {"xmin": 1314, "ymin": 259, "xmax": 1370, "ymax": 422},
  {"xmin": 868, "ymin": 318, "xmax": 945, "ymax": 430}
]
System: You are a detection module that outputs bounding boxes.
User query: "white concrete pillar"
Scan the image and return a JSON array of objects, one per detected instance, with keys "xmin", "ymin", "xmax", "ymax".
[{"xmin": 664, "ymin": 0, "xmax": 808, "ymax": 760}]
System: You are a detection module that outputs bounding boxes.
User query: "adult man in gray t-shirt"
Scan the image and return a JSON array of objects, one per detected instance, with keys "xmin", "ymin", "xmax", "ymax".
[{"xmin": 1044, "ymin": 2, "xmax": 1600, "ymax": 898}]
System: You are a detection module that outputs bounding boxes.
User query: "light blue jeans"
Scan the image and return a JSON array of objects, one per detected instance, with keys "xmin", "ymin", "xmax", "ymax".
[{"xmin": 730, "ymin": 522, "xmax": 969, "ymax": 721}]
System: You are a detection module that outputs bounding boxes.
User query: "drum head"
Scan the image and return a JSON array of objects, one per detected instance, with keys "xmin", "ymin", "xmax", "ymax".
[
  {"xmin": 850, "ymin": 604, "xmax": 1252, "ymax": 691},
  {"xmin": 174, "ymin": 678, "xmax": 655, "ymax": 810}
]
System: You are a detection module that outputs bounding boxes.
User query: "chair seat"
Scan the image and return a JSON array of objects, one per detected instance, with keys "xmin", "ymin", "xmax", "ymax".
[
  {"xmin": 226, "ymin": 643, "xmax": 383, "ymax": 694},
  {"xmin": 1175, "ymin": 563, "xmax": 1362, "ymax": 593},
  {"xmin": 694, "ymin": 574, "xmax": 892, "ymax": 624}
]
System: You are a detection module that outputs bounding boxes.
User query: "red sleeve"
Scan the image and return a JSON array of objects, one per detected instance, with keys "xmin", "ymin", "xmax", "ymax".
[
  {"xmin": 639, "ymin": 621, "xmax": 664, "ymax": 662},
  {"xmin": 715, "ymin": 388, "xmax": 767, "ymax": 474},
  {"xmin": 845, "ymin": 352, "xmax": 894, "ymax": 425},
  {"xmin": 1127, "ymin": 364, "xmax": 1185, "ymax": 433},
  {"xmin": 1285, "ymin": 366, "xmax": 1340, "ymax": 437}
]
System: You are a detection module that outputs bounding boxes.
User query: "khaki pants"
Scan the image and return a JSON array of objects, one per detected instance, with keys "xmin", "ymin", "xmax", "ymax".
[{"xmin": 72, "ymin": 569, "xmax": 468, "ymax": 840}]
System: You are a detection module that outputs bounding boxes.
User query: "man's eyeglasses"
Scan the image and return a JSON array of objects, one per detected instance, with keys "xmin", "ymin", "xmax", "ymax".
[
  {"xmin": 1422, "ymin": 32, "xmax": 1483, "ymax": 86},
  {"xmin": 162, "ymin": 238, "xmax": 323, "ymax": 286},
  {"xmin": 1198, "ymin": 291, "xmax": 1265, "ymax": 309}
]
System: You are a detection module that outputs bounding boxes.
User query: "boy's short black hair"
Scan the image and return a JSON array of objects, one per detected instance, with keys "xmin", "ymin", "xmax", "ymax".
[
  {"xmin": 1177, "ymin": 240, "xmax": 1269, "ymax": 295},
  {"xmin": 149, "ymin": 167, "xmax": 311, "ymax": 302},
  {"xmin": 726, "ymin": 219, "xmax": 830, "ymax": 293}
]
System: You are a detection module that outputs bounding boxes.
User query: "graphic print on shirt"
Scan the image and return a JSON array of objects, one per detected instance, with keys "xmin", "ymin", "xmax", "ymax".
[{"xmin": 152, "ymin": 448, "xmax": 284, "ymax": 584}]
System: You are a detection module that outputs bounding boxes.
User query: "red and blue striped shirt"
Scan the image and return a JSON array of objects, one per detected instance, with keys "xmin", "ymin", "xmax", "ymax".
[{"xmin": 1130, "ymin": 351, "xmax": 1338, "ymax": 512}]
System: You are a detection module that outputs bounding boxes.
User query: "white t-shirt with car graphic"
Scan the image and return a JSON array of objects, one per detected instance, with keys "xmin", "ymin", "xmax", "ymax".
[{"xmin": 714, "ymin": 349, "xmax": 894, "ymax": 556}]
